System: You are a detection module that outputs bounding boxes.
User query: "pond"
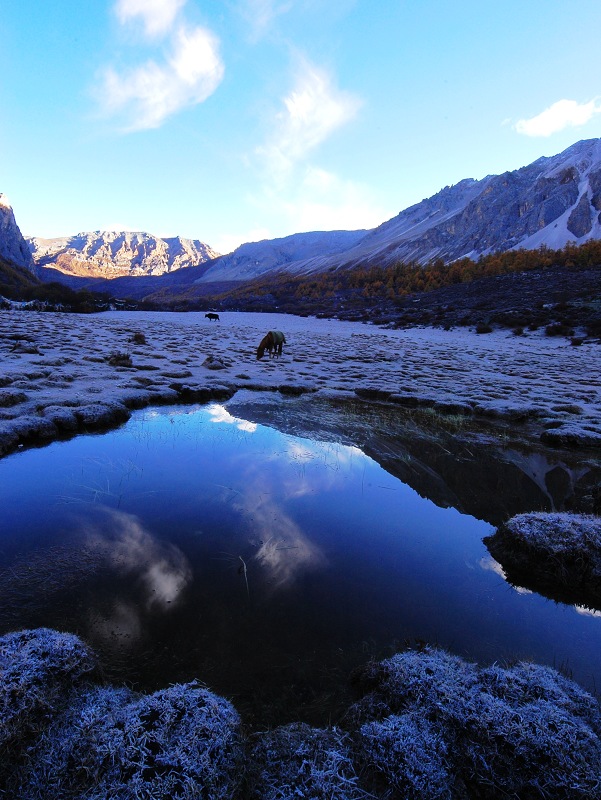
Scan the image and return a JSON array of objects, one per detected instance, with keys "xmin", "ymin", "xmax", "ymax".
[{"xmin": 1, "ymin": 401, "xmax": 600, "ymax": 726}]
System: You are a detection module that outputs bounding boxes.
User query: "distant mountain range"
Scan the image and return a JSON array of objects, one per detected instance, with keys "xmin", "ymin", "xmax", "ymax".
[
  {"xmin": 3, "ymin": 138, "xmax": 601, "ymax": 303},
  {"xmin": 27, "ymin": 231, "xmax": 220, "ymax": 279}
]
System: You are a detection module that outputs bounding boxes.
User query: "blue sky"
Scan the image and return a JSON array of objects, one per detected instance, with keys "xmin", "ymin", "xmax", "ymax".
[{"xmin": 2, "ymin": 0, "xmax": 601, "ymax": 253}]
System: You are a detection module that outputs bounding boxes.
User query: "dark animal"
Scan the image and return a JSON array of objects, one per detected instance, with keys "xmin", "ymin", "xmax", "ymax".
[
  {"xmin": 257, "ymin": 330, "xmax": 286, "ymax": 360},
  {"xmin": 205, "ymin": 312, "xmax": 220, "ymax": 321}
]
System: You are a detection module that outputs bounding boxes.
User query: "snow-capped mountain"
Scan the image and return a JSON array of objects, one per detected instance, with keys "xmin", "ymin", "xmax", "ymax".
[
  {"xmin": 0, "ymin": 194, "xmax": 36, "ymax": 273},
  {"xmin": 193, "ymin": 137, "xmax": 601, "ymax": 282},
  {"xmin": 315, "ymin": 137, "xmax": 601, "ymax": 269},
  {"xmin": 28, "ymin": 231, "xmax": 220, "ymax": 278}
]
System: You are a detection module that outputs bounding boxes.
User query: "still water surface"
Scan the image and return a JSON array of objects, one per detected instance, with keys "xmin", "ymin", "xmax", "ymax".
[{"xmin": 1, "ymin": 404, "xmax": 600, "ymax": 724}]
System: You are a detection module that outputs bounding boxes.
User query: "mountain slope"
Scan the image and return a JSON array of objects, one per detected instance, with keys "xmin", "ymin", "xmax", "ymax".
[
  {"xmin": 247, "ymin": 137, "xmax": 601, "ymax": 278},
  {"xmin": 193, "ymin": 137, "xmax": 601, "ymax": 283},
  {"xmin": 28, "ymin": 231, "xmax": 220, "ymax": 279},
  {"xmin": 330, "ymin": 137, "xmax": 601, "ymax": 268},
  {"xmin": 196, "ymin": 229, "xmax": 367, "ymax": 284},
  {"xmin": 0, "ymin": 255, "xmax": 40, "ymax": 297}
]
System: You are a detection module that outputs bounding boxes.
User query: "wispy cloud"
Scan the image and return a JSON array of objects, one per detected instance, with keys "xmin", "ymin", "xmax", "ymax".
[
  {"xmin": 115, "ymin": 0, "xmax": 187, "ymax": 38},
  {"xmin": 235, "ymin": 165, "xmax": 387, "ymax": 248},
  {"xmin": 257, "ymin": 59, "xmax": 362, "ymax": 179},
  {"xmin": 515, "ymin": 98, "xmax": 601, "ymax": 137},
  {"xmin": 245, "ymin": 59, "xmax": 385, "ymax": 240},
  {"xmin": 212, "ymin": 227, "xmax": 273, "ymax": 254},
  {"xmin": 95, "ymin": 2, "xmax": 224, "ymax": 132},
  {"xmin": 238, "ymin": 0, "xmax": 294, "ymax": 40},
  {"xmin": 84, "ymin": 507, "xmax": 192, "ymax": 613}
]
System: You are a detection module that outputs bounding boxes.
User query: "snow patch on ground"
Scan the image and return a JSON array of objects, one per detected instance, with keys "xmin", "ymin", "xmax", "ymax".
[{"xmin": 0, "ymin": 309, "xmax": 599, "ymax": 457}]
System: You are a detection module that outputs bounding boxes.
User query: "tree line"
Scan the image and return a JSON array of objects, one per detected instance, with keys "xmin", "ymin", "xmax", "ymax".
[{"xmin": 207, "ymin": 239, "xmax": 601, "ymax": 308}]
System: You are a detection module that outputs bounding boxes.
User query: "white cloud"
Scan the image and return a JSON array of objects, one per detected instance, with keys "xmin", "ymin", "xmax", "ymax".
[
  {"xmin": 247, "ymin": 57, "xmax": 381, "ymax": 240},
  {"xmin": 241, "ymin": 165, "xmax": 388, "ymax": 245},
  {"xmin": 115, "ymin": 0, "xmax": 187, "ymax": 38},
  {"xmin": 515, "ymin": 98, "xmax": 601, "ymax": 137},
  {"xmin": 97, "ymin": 24, "xmax": 224, "ymax": 131},
  {"xmin": 257, "ymin": 59, "xmax": 362, "ymax": 179}
]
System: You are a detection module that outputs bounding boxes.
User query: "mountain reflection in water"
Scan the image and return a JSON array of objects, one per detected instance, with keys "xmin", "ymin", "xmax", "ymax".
[{"xmin": 0, "ymin": 401, "xmax": 600, "ymax": 726}]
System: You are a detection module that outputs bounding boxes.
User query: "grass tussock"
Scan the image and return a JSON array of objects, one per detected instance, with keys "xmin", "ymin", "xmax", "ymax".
[
  {"xmin": 348, "ymin": 647, "xmax": 601, "ymax": 799},
  {"xmin": 248, "ymin": 722, "xmax": 364, "ymax": 800},
  {"xmin": 485, "ymin": 512, "xmax": 601, "ymax": 609},
  {"xmin": 0, "ymin": 628, "xmax": 98, "ymax": 777},
  {"xmin": 107, "ymin": 351, "xmax": 133, "ymax": 368},
  {"xmin": 13, "ymin": 683, "xmax": 242, "ymax": 800},
  {"xmin": 2, "ymin": 630, "xmax": 601, "ymax": 799}
]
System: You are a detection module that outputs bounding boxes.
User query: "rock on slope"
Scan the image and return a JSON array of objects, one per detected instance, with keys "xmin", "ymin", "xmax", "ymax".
[
  {"xmin": 0, "ymin": 194, "xmax": 36, "ymax": 274},
  {"xmin": 28, "ymin": 231, "xmax": 220, "ymax": 279}
]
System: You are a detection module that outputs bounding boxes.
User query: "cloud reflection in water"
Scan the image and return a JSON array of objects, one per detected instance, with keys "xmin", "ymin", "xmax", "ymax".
[
  {"xmin": 207, "ymin": 421, "xmax": 371, "ymax": 591},
  {"xmin": 208, "ymin": 404, "xmax": 257, "ymax": 433},
  {"xmin": 479, "ymin": 555, "xmax": 532, "ymax": 595},
  {"xmin": 249, "ymin": 496, "xmax": 327, "ymax": 591},
  {"xmin": 79, "ymin": 506, "xmax": 192, "ymax": 647}
]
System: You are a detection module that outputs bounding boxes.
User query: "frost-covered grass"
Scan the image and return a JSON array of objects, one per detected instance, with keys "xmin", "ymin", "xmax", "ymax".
[
  {"xmin": 3, "ymin": 630, "xmax": 601, "ymax": 799},
  {"xmin": 0, "ymin": 627, "xmax": 98, "ymax": 776},
  {"xmin": 502, "ymin": 511, "xmax": 601, "ymax": 555},
  {"xmin": 360, "ymin": 713, "xmax": 452, "ymax": 799},
  {"xmin": 12, "ymin": 683, "xmax": 242, "ymax": 800},
  {"xmin": 347, "ymin": 647, "xmax": 601, "ymax": 799},
  {"xmin": 485, "ymin": 512, "xmax": 601, "ymax": 608},
  {"xmin": 248, "ymin": 722, "xmax": 364, "ymax": 800}
]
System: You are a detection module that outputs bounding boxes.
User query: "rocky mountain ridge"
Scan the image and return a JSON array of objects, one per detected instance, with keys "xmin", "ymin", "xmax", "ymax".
[
  {"xmin": 337, "ymin": 136, "xmax": 601, "ymax": 268},
  {"xmin": 27, "ymin": 231, "xmax": 220, "ymax": 279}
]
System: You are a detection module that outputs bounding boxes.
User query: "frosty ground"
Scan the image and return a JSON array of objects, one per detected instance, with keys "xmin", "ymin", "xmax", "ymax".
[{"xmin": 1, "ymin": 309, "xmax": 600, "ymax": 457}]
